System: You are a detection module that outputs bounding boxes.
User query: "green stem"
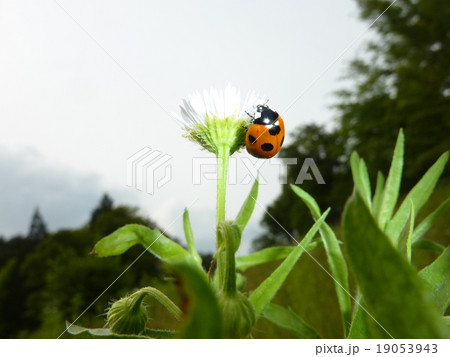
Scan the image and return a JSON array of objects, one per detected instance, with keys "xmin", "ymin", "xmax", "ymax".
[
  {"xmin": 216, "ymin": 145, "xmax": 230, "ymax": 224},
  {"xmin": 215, "ymin": 145, "xmax": 230, "ymax": 291},
  {"xmin": 137, "ymin": 287, "xmax": 182, "ymax": 321}
]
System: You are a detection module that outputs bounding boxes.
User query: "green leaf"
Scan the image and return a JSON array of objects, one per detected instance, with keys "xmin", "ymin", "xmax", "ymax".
[
  {"xmin": 412, "ymin": 239, "xmax": 445, "ymax": 253},
  {"xmin": 343, "ymin": 191, "xmax": 449, "ymax": 338},
  {"xmin": 397, "ymin": 201, "xmax": 414, "ymax": 261},
  {"xmin": 262, "ymin": 303, "xmax": 320, "ymax": 339},
  {"xmin": 249, "ymin": 209, "xmax": 329, "ymax": 315},
  {"xmin": 65, "ymin": 322, "xmax": 154, "ymax": 339},
  {"xmin": 235, "ymin": 241, "xmax": 323, "ymax": 271},
  {"xmin": 350, "ymin": 152, "xmax": 372, "ymax": 207},
  {"xmin": 386, "ymin": 151, "xmax": 449, "ymax": 244},
  {"xmin": 92, "ymin": 224, "xmax": 190, "ymax": 264},
  {"xmin": 377, "ymin": 129, "xmax": 404, "ymax": 230},
  {"xmin": 372, "ymin": 171, "xmax": 385, "ymax": 216},
  {"xmin": 418, "ymin": 246, "xmax": 450, "ymax": 314},
  {"xmin": 183, "ymin": 209, "xmax": 202, "ymax": 265},
  {"xmin": 412, "ymin": 197, "xmax": 450, "ymax": 242},
  {"xmin": 359, "ymin": 158, "xmax": 372, "ymax": 207},
  {"xmin": 173, "ymin": 262, "xmax": 222, "ymax": 338},
  {"xmin": 290, "ymin": 184, "xmax": 321, "ymax": 218},
  {"xmin": 347, "ymin": 298, "xmax": 372, "ymax": 339},
  {"xmin": 291, "ymin": 184, "xmax": 352, "ymax": 335},
  {"xmin": 235, "ymin": 177, "xmax": 259, "ymax": 233}
]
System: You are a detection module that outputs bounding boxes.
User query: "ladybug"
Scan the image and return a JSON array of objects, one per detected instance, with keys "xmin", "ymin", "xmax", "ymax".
[{"xmin": 245, "ymin": 104, "xmax": 285, "ymax": 158}]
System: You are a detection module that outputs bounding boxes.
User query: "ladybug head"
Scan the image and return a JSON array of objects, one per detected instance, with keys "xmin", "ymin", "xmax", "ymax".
[{"xmin": 256, "ymin": 104, "xmax": 269, "ymax": 113}]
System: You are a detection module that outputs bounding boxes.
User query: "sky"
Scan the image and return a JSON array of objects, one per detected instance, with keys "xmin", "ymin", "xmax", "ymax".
[{"xmin": 0, "ymin": 0, "xmax": 374, "ymax": 254}]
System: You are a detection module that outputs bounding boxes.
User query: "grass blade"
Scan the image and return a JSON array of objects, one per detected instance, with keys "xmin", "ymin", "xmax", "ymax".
[
  {"xmin": 412, "ymin": 240, "xmax": 445, "ymax": 253},
  {"xmin": 377, "ymin": 129, "xmax": 404, "ymax": 230},
  {"xmin": 343, "ymin": 191, "xmax": 449, "ymax": 338},
  {"xmin": 418, "ymin": 246, "xmax": 450, "ymax": 314},
  {"xmin": 235, "ymin": 177, "xmax": 259, "ymax": 233},
  {"xmin": 291, "ymin": 184, "xmax": 352, "ymax": 335},
  {"xmin": 412, "ymin": 197, "xmax": 450, "ymax": 242},
  {"xmin": 183, "ymin": 209, "xmax": 202, "ymax": 265},
  {"xmin": 249, "ymin": 209, "xmax": 329, "ymax": 315},
  {"xmin": 386, "ymin": 151, "xmax": 449, "ymax": 244},
  {"xmin": 235, "ymin": 241, "xmax": 322, "ymax": 271},
  {"xmin": 262, "ymin": 303, "xmax": 320, "ymax": 339},
  {"xmin": 397, "ymin": 201, "xmax": 414, "ymax": 261},
  {"xmin": 350, "ymin": 152, "xmax": 372, "ymax": 207},
  {"xmin": 372, "ymin": 171, "xmax": 385, "ymax": 216}
]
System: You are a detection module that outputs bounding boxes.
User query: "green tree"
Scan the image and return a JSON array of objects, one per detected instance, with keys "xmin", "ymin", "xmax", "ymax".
[
  {"xmin": 28, "ymin": 208, "xmax": 48, "ymax": 240},
  {"xmin": 256, "ymin": 0, "xmax": 450, "ymax": 248},
  {"xmin": 336, "ymin": 0, "xmax": 450, "ymax": 189}
]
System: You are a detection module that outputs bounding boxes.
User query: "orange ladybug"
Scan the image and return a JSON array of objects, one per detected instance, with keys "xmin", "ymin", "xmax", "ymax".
[{"xmin": 245, "ymin": 104, "xmax": 285, "ymax": 158}]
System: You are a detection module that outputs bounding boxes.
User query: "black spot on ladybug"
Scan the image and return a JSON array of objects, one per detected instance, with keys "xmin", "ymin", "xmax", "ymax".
[
  {"xmin": 269, "ymin": 125, "xmax": 281, "ymax": 136},
  {"xmin": 261, "ymin": 143, "xmax": 274, "ymax": 152},
  {"xmin": 248, "ymin": 135, "xmax": 257, "ymax": 144},
  {"xmin": 280, "ymin": 136, "xmax": 285, "ymax": 147}
]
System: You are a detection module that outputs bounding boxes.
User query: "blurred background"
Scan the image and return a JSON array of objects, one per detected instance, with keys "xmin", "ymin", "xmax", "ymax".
[{"xmin": 0, "ymin": 0, "xmax": 449, "ymax": 338}]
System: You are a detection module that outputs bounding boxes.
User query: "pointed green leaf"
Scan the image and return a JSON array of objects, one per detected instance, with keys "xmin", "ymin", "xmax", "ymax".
[
  {"xmin": 290, "ymin": 184, "xmax": 321, "ymax": 218},
  {"xmin": 235, "ymin": 241, "xmax": 322, "ymax": 271},
  {"xmin": 92, "ymin": 224, "xmax": 190, "ymax": 264},
  {"xmin": 183, "ymin": 209, "xmax": 202, "ymax": 265},
  {"xmin": 372, "ymin": 171, "xmax": 385, "ymax": 216},
  {"xmin": 235, "ymin": 177, "xmax": 259, "ymax": 233},
  {"xmin": 397, "ymin": 201, "xmax": 414, "ymax": 261},
  {"xmin": 262, "ymin": 303, "xmax": 320, "ymax": 339},
  {"xmin": 347, "ymin": 298, "xmax": 372, "ymax": 339},
  {"xmin": 249, "ymin": 209, "xmax": 329, "ymax": 315},
  {"xmin": 412, "ymin": 239, "xmax": 445, "ymax": 253},
  {"xmin": 377, "ymin": 129, "xmax": 404, "ymax": 230},
  {"xmin": 412, "ymin": 197, "xmax": 450, "ymax": 242},
  {"xmin": 343, "ymin": 191, "xmax": 449, "ymax": 338},
  {"xmin": 291, "ymin": 184, "xmax": 352, "ymax": 334},
  {"xmin": 359, "ymin": 158, "xmax": 372, "ymax": 208},
  {"xmin": 419, "ymin": 246, "xmax": 450, "ymax": 314},
  {"xmin": 386, "ymin": 151, "xmax": 449, "ymax": 244},
  {"xmin": 173, "ymin": 262, "xmax": 222, "ymax": 338},
  {"xmin": 350, "ymin": 152, "xmax": 371, "ymax": 207}
]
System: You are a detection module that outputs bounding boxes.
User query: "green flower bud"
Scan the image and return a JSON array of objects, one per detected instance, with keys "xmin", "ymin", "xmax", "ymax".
[
  {"xmin": 218, "ymin": 292, "xmax": 256, "ymax": 338},
  {"xmin": 107, "ymin": 292, "xmax": 148, "ymax": 335}
]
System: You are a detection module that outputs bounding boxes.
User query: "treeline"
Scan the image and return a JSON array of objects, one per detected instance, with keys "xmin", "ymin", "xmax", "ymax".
[{"xmin": 0, "ymin": 195, "xmax": 165, "ymax": 338}]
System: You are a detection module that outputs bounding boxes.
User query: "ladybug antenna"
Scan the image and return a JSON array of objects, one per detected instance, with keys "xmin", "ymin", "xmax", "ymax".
[
  {"xmin": 245, "ymin": 110, "xmax": 255, "ymax": 120},
  {"xmin": 253, "ymin": 99, "xmax": 270, "ymax": 109}
]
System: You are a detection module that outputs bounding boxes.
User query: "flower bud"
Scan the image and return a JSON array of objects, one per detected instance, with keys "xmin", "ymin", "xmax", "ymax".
[
  {"xmin": 107, "ymin": 292, "xmax": 148, "ymax": 335},
  {"xmin": 218, "ymin": 292, "xmax": 256, "ymax": 338}
]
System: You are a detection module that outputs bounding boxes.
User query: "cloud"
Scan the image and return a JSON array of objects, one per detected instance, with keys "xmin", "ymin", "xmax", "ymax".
[{"xmin": 0, "ymin": 147, "xmax": 113, "ymax": 237}]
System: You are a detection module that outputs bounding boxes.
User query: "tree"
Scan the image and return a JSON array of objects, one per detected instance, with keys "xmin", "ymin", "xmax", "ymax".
[
  {"xmin": 336, "ymin": 0, "xmax": 450, "ymax": 189},
  {"xmin": 255, "ymin": 0, "xmax": 450, "ymax": 248},
  {"xmin": 27, "ymin": 208, "xmax": 48, "ymax": 240}
]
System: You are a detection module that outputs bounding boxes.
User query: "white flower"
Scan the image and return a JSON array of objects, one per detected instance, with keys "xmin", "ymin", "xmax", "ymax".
[
  {"xmin": 172, "ymin": 84, "xmax": 264, "ymax": 127},
  {"xmin": 172, "ymin": 85, "xmax": 265, "ymax": 156}
]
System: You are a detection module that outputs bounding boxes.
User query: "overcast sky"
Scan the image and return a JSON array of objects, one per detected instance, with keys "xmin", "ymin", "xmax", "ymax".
[{"xmin": 0, "ymin": 0, "xmax": 373, "ymax": 254}]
